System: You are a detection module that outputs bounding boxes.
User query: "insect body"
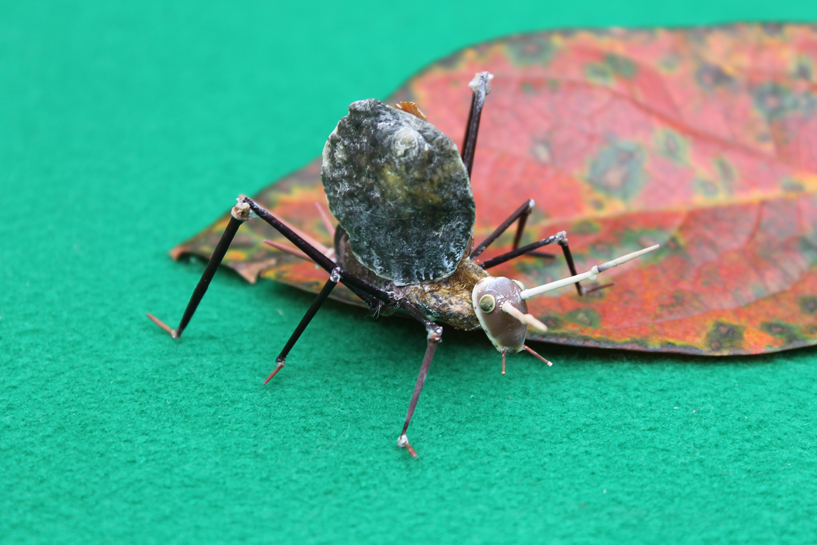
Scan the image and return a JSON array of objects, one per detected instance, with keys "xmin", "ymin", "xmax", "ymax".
[{"xmin": 148, "ymin": 72, "xmax": 658, "ymax": 457}]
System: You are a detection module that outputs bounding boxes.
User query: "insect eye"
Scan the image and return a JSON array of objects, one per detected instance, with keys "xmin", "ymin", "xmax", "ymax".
[
  {"xmin": 478, "ymin": 294, "xmax": 496, "ymax": 313},
  {"xmin": 513, "ymin": 280, "xmax": 525, "ymax": 291}
]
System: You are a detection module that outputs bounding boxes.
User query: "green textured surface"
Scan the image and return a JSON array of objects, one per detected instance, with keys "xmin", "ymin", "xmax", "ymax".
[{"xmin": 2, "ymin": 1, "xmax": 817, "ymax": 544}]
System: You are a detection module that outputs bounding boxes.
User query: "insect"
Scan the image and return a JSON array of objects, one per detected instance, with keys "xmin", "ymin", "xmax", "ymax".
[{"xmin": 148, "ymin": 72, "xmax": 658, "ymax": 457}]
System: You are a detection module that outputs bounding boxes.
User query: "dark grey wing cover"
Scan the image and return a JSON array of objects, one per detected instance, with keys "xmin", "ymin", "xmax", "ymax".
[{"xmin": 321, "ymin": 99, "xmax": 475, "ymax": 286}]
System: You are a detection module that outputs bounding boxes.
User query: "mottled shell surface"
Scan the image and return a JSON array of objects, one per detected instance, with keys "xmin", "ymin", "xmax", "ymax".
[{"xmin": 321, "ymin": 99, "xmax": 475, "ymax": 286}]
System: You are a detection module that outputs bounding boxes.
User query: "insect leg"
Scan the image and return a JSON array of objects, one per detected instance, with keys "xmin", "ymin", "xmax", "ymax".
[
  {"xmin": 243, "ymin": 197, "xmax": 394, "ymax": 309},
  {"xmin": 263, "ymin": 268, "xmax": 341, "ymax": 384},
  {"xmin": 479, "ymin": 231, "xmax": 585, "ymax": 296},
  {"xmin": 147, "ymin": 204, "xmax": 251, "ymax": 338},
  {"xmin": 471, "ymin": 199, "xmax": 539, "ymax": 258},
  {"xmin": 148, "ymin": 198, "xmax": 391, "ymax": 338},
  {"xmin": 461, "ymin": 71, "xmax": 492, "ymax": 177},
  {"xmin": 392, "ymin": 300, "xmax": 443, "ymax": 458}
]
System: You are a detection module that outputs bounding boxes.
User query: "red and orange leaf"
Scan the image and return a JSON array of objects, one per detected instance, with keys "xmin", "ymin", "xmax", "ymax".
[{"xmin": 173, "ymin": 23, "xmax": 817, "ymax": 355}]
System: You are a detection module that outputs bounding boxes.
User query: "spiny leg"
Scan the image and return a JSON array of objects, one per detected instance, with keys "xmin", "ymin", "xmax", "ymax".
[
  {"xmin": 148, "ymin": 197, "xmax": 391, "ymax": 337},
  {"xmin": 393, "ymin": 299, "xmax": 444, "ymax": 458},
  {"xmin": 243, "ymin": 197, "xmax": 394, "ymax": 311},
  {"xmin": 479, "ymin": 230, "xmax": 587, "ymax": 296},
  {"xmin": 264, "ymin": 268, "xmax": 341, "ymax": 384},
  {"xmin": 147, "ymin": 205, "xmax": 250, "ymax": 337},
  {"xmin": 397, "ymin": 324, "xmax": 442, "ymax": 459},
  {"xmin": 471, "ymin": 199, "xmax": 546, "ymax": 259}
]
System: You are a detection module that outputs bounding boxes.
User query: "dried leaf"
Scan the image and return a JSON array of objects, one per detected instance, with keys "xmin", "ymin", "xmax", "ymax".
[{"xmin": 173, "ymin": 23, "xmax": 817, "ymax": 355}]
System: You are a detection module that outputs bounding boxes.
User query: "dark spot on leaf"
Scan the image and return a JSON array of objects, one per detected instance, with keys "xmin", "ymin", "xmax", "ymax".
[
  {"xmin": 799, "ymin": 296, "xmax": 817, "ymax": 314},
  {"xmin": 505, "ymin": 35, "xmax": 557, "ymax": 67},
  {"xmin": 795, "ymin": 59, "xmax": 813, "ymax": 81},
  {"xmin": 660, "ymin": 54, "xmax": 681, "ymax": 72},
  {"xmin": 543, "ymin": 315, "xmax": 562, "ymax": 330},
  {"xmin": 761, "ymin": 321, "xmax": 802, "ymax": 344},
  {"xmin": 657, "ymin": 130, "xmax": 689, "ymax": 163},
  {"xmin": 782, "ymin": 178, "xmax": 805, "ymax": 193},
  {"xmin": 605, "ymin": 54, "xmax": 637, "ymax": 79},
  {"xmin": 705, "ymin": 321, "xmax": 745, "ymax": 351},
  {"xmin": 585, "ymin": 63, "xmax": 613, "ymax": 84},
  {"xmin": 563, "ymin": 308, "xmax": 601, "ymax": 328},
  {"xmin": 572, "ymin": 220, "xmax": 600, "ymax": 235},
  {"xmin": 530, "ymin": 137, "xmax": 553, "ymax": 164},
  {"xmin": 751, "ymin": 82, "xmax": 817, "ymax": 121},
  {"xmin": 714, "ymin": 157, "xmax": 735, "ymax": 183},
  {"xmin": 591, "ymin": 242, "xmax": 613, "ymax": 259},
  {"xmin": 696, "ymin": 63, "xmax": 734, "ymax": 89},
  {"xmin": 695, "ymin": 178, "xmax": 719, "ymax": 197},
  {"xmin": 587, "ymin": 140, "xmax": 645, "ymax": 201},
  {"xmin": 799, "ymin": 236, "xmax": 817, "ymax": 266}
]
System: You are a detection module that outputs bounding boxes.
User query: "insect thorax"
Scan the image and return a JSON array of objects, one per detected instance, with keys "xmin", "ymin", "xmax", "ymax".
[{"xmin": 334, "ymin": 227, "xmax": 489, "ymax": 330}]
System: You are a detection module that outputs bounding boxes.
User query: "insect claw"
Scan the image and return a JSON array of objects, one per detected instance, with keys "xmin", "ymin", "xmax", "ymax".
[
  {"xmin": 263, "ymin": 360, "xmax": 285, "ymax": 385},
  {"xmin": 146, "ymin": 314, "xmax": 178, "ymax": 338},
  {"xmin": 397, "ymin": 434, "xmax": 418, "ymax": 458},
  {"xmin": 502, "ymin": 349, "xmax": 507, "ymax": 375}
]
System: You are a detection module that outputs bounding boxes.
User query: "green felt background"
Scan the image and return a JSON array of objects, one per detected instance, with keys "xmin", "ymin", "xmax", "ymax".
[{"xmin": 3, "ymin": 1, "xmax": 817, "ymax": 543}]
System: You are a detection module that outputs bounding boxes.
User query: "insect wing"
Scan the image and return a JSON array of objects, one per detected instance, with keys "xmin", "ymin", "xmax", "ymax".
[{"xmin": 321, "ymin": 99, "xmax": 475, "ymax": 285}]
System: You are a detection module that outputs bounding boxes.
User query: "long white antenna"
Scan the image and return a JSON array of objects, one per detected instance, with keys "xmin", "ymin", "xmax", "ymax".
[{"xmin": 520, "ymin": 244, "xmax": 660, "ymax": 300}]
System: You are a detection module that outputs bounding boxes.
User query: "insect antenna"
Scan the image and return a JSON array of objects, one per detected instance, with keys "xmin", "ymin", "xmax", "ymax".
[{"xmin": 520, "ymin": 245, "xmax": 660, "ymax": 300}]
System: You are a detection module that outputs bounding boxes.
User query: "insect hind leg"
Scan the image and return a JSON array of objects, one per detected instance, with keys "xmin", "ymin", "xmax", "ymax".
[{"xmin": 392, "ymin": 300, "xmax": 444, "ymax": 458}]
